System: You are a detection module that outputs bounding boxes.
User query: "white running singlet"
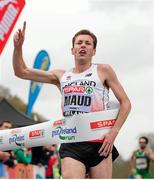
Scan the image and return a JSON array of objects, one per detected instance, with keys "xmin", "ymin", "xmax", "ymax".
[{"xmin": 60, "ymin": 64, "xmax": 109, "ymax": 117}]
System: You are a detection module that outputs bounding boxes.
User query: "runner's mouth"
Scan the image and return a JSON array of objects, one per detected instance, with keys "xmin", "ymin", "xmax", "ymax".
[{"xmin": 79, "ymin": 50, "xmax": 87, "ymax": 55}]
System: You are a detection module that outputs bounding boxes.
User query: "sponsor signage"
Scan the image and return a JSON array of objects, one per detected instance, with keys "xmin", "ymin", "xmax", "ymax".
[
  {"xmin": 11, "ymin": 128, "xmax": 22, "ymax": 134},
  {"xmin": 0, "ymin": 136, "xmax": 3, "ymax": 144},
  {"xmin": 52, "ymin": 126, "xmax": 77, "ymax": 141},
  {"xmin": 53, "ymin": 120, "xmax": 64, "ymax": 126},
  {"xmin": 0, "ymin": 107, "xmax": 119, "ymax": 151},
  {"xmin": 9, "ymin": 134, "xmax": 25, "ymax": 147},
  {"xmin": 26, "ymin": 50, "xmax": 51, "ymax": 116},
  {"xmin": 90, "ymin": 119, "xmax": 116, "ymax": 130},
  {"xmin": 0, "ymin": 0, "xmax": 25, "ymax": 55},
  {"xmin": 29, "ymin": 129, "xmax": 45, "ymax": 139}
]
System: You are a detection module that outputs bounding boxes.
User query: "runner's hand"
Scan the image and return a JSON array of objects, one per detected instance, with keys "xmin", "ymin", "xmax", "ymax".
[
  {"xmin": 130, "ymin": 168, "xmax": 135, "ymax": 176},
  {"xmin": 0, "ymin": 151, "xmax": 10, "ymax": 162},
  {"xmin": 13, "ymin": 21, "xmax": 26, "ymax": 48},
  {"xmin": 144, "ymin": 147, "xmax": 153, "ymax": 157},
  {"xmin": 98, "ymin": 129, "xmax": 118, "ymax": 156}
]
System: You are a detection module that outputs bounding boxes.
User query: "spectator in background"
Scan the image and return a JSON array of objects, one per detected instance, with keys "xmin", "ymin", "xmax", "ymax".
[
  {"xmin": 13, "ymin": 148, "xmax": 32, "ymax": 165},
  {"xmin": 0, "ymin": 120, "xmax": 16, "ymax": 167},
  {"xmin": 45, "ymin": 144, "xmax": 61, "ymax": 179},
  {"xmin": 0, "ymin": 121, "xmax": 13, "ymax": 130},
  {"xmin": 31, "ymin": 144, "xmax": 60, "ymax": 178},
  {"xmin": 52, "ymin": 150, "xmax": 62, "ymax": 179},
  {"xmin": 130, "ymin": 136, "xmax": 154, "ymax": 179},
  {"xmin": 31, "ymin": 146, "xmax": 44, "ymax": 166}
]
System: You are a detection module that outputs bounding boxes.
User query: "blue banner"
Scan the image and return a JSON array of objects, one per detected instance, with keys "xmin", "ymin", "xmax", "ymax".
[{"xmin": 26, "ymin": 50, "xmax": 51, "ymax": 116}]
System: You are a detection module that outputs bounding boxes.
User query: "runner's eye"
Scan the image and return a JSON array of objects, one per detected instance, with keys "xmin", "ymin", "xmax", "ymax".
[
  {"xmin": 85, "ymin": 42, "xmax": 92, "ymax": 45},
  {"xmin": 139, "ymin": 141, "xmax": 146, "ymax": 144},
  {"xmin": 76, "ymin": 41, "xmax": 82, "ymax": 45}
]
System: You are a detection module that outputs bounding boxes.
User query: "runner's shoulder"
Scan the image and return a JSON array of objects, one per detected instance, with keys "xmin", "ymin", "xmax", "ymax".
[
  {"xmin": 131, "ymin": 150, "xmax": 138, "ymax": 156},
  {"xmin": 98, "ymin": 63, "xmax": 114, "ymax": 72},
  {"xmin": 52, "ymin": 69, "xmax": 65, "ymax": 77},
  {"xmin": 48, "ymin": 69, "xmax": 65, "ymax": 84},
  {"xmin": 97, "ymin": 64, "xmax": 115, "ymax": 80}
]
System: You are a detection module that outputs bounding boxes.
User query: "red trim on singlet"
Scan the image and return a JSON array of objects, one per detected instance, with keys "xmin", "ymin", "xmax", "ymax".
[{"xmin": 88, "ymin": 139, "xmax": 105, "ymax": 143}]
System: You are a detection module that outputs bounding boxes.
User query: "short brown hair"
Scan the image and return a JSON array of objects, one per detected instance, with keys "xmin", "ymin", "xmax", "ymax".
[
  {"xmin": 139, "ymin": 136, "xmax": 149, "ymax": 144},
  {"xmin": 0, "ymin": 120, "xmax": 13, "ymax": 128},
  {"xmin": 72, "ymin": 29, "xmax": 97, "ymax": 49}
]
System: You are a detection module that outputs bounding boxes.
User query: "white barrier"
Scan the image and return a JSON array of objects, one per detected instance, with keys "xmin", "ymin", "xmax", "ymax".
[{"xmin": 0, "ymin": 108, "xmax": 119, "ymax": 151}]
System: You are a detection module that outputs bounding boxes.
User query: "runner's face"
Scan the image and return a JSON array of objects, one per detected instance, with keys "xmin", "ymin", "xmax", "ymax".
[
  {"xmin": 71, "ymin": 35, "xmax": 96, "ymax": 62},
  {"xmin": 139, "ymin": 139, "xmax": 147, "ymax": 149},
  {"xmin": 0, "ymin": 122, "xmax": 12, "ymax": 130}
]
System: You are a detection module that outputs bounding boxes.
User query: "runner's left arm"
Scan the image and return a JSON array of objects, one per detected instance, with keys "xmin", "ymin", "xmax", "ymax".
[
  {"xmin": 130, "ymin": 151, "xmax": 136, "ymax": 176},
  {"xmin": 98, "ymin": 64, "xmax": 131, "ymax": 156},
  {"xmin": 145, "ymin": 147, "xmax": 154, "ymax": 161}
]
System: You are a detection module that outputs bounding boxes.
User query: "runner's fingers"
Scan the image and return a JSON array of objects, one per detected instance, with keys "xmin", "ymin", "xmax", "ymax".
[
  {"xmin": 14, "ymin": 33, "xmax": 19, "ymax": 42},
  {"xmin": 18, "ymin": 29, "xmax": 22, "ymax": 38},
  {"xmin": 17, "ymin": 29, "xmax": 25, "ymax": 43},
  {"xmin": 102, "ymin": 144, "xmax": 110, "ymax": 156},
  {"xmin": 98, "ymin": 141, "xmax": 107, "ymax": 153},
  {"xmin": 110, "ymin": 145, "xmax": 113, "ymax": 152},
  {"xmin": 98, "ymin": 145, "xmax": 103, "ymax": 154},
  {"xmin": 101, "ymin": 144, "xmax": 111, "ymax": 156},
  {"xmin": 99, "ymin": 143, "xmax": 111, "ymax": 156},
  {"xmin": 22, "ymin": 21, "xmax": 26, "ymax": 35}
]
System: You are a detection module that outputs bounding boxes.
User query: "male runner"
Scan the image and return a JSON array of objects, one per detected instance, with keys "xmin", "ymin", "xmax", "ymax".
[
  {"xmin": 13, "ymin": 22, "xmax": 131, "ymax": 178},
  {"xmin": 130, "ymin": 136, "xmax": 154, "ymax": 179}
]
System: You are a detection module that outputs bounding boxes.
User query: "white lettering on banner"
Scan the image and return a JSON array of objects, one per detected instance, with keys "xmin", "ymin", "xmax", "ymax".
[
  {"xmin": 90, "ymin": 119, "xmax": 116, "ymax": 130},
  {"xmin": 11, "ymin": 128, "xmax": 22, "ymax": 134},
  {"xmin": 53, "ymin": 120, "xmax": 65, "ymax": 126},
  {"xmin": 0, "ymin": 4, "xmax": 18, "ymax": 41},
  {"xmin": 0, "ymin": 0, "xmax": 17, "ymax": 10},
  {"xmin": 29, "ymin": 129, "xmax": 45, "ymax": 139}
]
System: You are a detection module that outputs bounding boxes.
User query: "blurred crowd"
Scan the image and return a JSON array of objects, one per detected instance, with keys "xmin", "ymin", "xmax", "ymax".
[{"xmin": 0, "ymin": 120, "xmax": 61, "ymax": 179}]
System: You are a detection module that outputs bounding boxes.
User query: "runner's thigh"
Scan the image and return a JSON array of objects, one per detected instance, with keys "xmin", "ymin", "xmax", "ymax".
[
  {"xmin": 61, "ymin": 157, "xmax": 86, "ymax": 178},
  {"xmin": 89, "ymin": 153, "xmax": 112, "ymax": 179}
]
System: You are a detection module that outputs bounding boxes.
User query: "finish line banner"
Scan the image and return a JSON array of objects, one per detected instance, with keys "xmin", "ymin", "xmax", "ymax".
[
  {"xmin": 0, "ymin": 0, "xmax": 25, "ymax": 55},
  {"xmin": 0, "ymin": 108, "xmax": 119, "ymax": 151}
]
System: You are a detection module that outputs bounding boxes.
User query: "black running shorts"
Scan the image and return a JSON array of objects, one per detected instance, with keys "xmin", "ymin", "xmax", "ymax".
[{"xmin": 59, "ymin": 142, "xmax": 119, "ymax": 168}]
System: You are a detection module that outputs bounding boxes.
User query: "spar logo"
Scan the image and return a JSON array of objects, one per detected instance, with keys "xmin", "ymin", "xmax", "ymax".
[
  {"xmin": 64, "ymin": 86, "xmax": 93, "ymax": 94},
  {"xmin": 64, "ymin": 86, "xmax": 85, "ymax": 94},
  {"xmin": 85, "ymin": 87, "xmax": 93, "ymax": 94},
  {"xmin": 29, "ymin": 129, "xmax": 45, "ymax": 139},
  {"xmin": 0, "ymin": 136, "xmax": 3, "ymax": 144},
  {"xmin": 9, "ymin": 134, "xmax": 25, "ymax": 147},
  {"xmin": 11, "ymin": 128, "xmax": 22, "ymax": 134},
  {"xmin": 53, "ymin": 119, "xmax": 65, "ymax": 126},
  {"xmin": 90, "ymin": 119, "xmax": 116, "ymax": 130},
  {"xmin": 52, "ymin": 126, "xmax": 77, "ymax": 141}
]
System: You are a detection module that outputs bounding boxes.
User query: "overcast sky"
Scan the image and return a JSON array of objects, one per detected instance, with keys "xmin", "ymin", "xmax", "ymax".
[{"xmin": 0, "ymin": 0, "xmax": 154, "ymax": 160}]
